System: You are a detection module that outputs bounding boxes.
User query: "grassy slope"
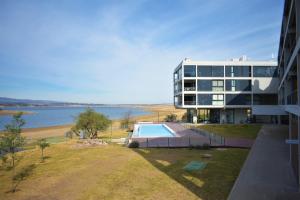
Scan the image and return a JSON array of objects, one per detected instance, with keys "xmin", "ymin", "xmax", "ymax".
[
  {"xmin": 0, "ymin": 143, "xmax": 248, "ymax": 200},
  {"xmin": 197, "ymin": 124, "xmax": 262, "ymax": 139}
]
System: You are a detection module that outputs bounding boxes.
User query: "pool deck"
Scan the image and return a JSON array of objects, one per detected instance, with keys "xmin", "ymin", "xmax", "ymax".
[{"xmin": 131, "ymin": 123, "xmax": 254, "ymax": 148}]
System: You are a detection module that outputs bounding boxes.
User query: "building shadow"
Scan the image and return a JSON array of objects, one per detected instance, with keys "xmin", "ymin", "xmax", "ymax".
[{"xmin": 131, "ymin": 147, "xmax": 242, "ymax": 199}]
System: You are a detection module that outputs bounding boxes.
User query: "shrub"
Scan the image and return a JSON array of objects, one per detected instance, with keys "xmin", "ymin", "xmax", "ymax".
[
  {"xmin": 128, "ymin": 141, "xmax": 139, "ymax": 148},
  {"xmin": 181, "ymin": 113, "xmax": 187, "ymax": 122},
  {"xmin": 65, "ymin": 131, "xmax": 73, "ymax": 139},
  {"xmin": 164, "ymin": 114, "xmax": 177, "ymax": 122}
]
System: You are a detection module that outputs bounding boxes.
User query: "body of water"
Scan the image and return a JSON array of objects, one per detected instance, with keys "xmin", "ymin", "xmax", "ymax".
[{"xmin": 0, "ymin": 106, "xmax": 150, "ymax": 130}]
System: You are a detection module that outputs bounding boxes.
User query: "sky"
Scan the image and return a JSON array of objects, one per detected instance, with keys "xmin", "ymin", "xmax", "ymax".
[{"xmin": 0, "ymin": 0, "xmax": 284, "ymax": 104}]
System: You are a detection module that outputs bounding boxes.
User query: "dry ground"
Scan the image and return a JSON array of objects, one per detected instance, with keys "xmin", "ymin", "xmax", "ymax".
[{"xmin": 0, "ymin": 142, "xmax": 248, "ymax": 200}]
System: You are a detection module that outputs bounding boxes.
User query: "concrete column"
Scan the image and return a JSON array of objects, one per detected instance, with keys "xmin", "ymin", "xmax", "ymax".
[
  {"xmin": 296, "ymin": 0, "xmax": 300, "ymax": 187},
  {"xmin": 289, "ymin": 113, "xmax": 292, "ymax": 164}
]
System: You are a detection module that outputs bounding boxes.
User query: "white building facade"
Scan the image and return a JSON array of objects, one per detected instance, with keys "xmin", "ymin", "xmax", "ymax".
[{"xmin": 174, "ymin": 58, "xmax": 281, "ymax": 124}]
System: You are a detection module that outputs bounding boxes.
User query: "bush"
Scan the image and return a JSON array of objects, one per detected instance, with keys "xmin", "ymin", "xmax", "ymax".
[
  {"xmin": 164, "ymin": 114, "xmax": 177, "ymax": 122},
  {"xmin": 181, "ymin": 113, "xmax": 187, "ymax": 122},
  {"xmin": 128, "ymin": 141, "xmax": 139, "ymax": 148},
  {"xmin": 65, "ymin": 131, "xmax": 73, "ymax": 139}
]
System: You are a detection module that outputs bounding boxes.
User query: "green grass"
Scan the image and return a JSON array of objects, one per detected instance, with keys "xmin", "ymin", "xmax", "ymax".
[
  {"xmin": 23, "ymin": 136, "xmax": 69, "ymax": 150},
  {"xmin": 197, "ymin": 124, "xmax": 262, "ymax": 139},
  {"xmin": 0, "ymin": 143, "xmax": 248, "ymax": 200}
]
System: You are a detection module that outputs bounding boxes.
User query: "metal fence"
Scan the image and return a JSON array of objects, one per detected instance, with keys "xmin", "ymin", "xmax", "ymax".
[
  {"xmin": 130, "ymin": 136, "xmax": 211, "ymax": 148},
  {"xmin": 190, "ymin": 128, "xmax": 225, "ymax": 145}
]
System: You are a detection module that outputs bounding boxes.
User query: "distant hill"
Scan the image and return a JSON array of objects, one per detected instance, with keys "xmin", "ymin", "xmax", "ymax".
[{"xmin": 0, "ymin": 97, "xmax": 64, "ymax": 106}]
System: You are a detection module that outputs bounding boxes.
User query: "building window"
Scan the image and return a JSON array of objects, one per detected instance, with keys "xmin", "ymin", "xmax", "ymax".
[
  {"xmin": 198, "ymin": 66, "xmax": 211, "ymax": 77},
  {"xmin": 198, "ymin": 94, "xmax": 212, "ymax": 105},
  {"xmin": 198, "ymin": 66, "xmax": 224, "ymax": 77},
  {"xmin": 198, "ymin": 80, "xmax": 223, "ymax": 91},
  {"xmin": 198, "ymin": 94, "xmax": 223, "ymax": 105},
  {"xmin": 212, "ymin": 66, "xmax": 224, "ymax": 77},
  {"xmin": 212, "ymin": 94, "xmax": 224, "ymax": 105},
  {"xmin": 253, "ymin": 66, "xmax": 277, "ymax": 77},
  {"xmin": 253, "ymin": 94, "xmax": 278, "ymax": 105},
  {"xmin": 226, "ymin": 94, "xmax": 251, "ymax": 105},
  {"xmin": 226, "ymin": 80, "xmax": 251, "ymax": 91},
  {"xmin": 174, "ymin": 66, "xmax": 182, "ymax": 80},
  {"xmin": 184, "ymin": 94, "xmax": 196, "ymax": 105},
  {"xmin": 212, "ymin": 80, "xmax": 224, "ymax": 91},
  {"xmin": 225, "ymin": 66, "xmax": 251, "ymax": 77},
  {"xmin": 184, "ymin": 65, "xmax": 196, "ymax": 77},
  {"xmin": 198, "ymin": 80, "xmax": 212, "ymax": 91}
]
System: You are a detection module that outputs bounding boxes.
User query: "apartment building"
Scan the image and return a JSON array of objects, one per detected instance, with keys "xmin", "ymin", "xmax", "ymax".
[
  {"xmin": 278, "ymin": 0, "xmax": 300, "ymax": 186},
  {"xmin": 174, "ymin": 58, "xmax": 280, "ymax": 124}
]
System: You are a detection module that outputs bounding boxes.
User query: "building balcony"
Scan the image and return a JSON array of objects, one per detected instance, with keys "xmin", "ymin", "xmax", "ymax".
[
  {"xmin": 184, "ymin": 87, "xmax": 196, "ymax": 91},
  {"xmin": 184, "ymin": 101, "xmax": 196, "ymax": 105}
]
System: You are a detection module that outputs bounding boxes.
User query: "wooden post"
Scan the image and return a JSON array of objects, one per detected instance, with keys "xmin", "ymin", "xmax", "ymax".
[{"xmin": 168, "ymin": 137, "xmax": 170, "ymax": 147}]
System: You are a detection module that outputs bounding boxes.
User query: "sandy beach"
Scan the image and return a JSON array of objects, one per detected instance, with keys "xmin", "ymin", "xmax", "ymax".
[
  {"xmin": 17, "ymin": 104, "xmax": 185, "ymax": 139},
  {"xmin": 0, "ymin": 109, "xmax": 33, "ymax": 116}
]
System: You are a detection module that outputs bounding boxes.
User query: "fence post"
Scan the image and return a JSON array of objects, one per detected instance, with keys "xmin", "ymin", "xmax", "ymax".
[
  {"xmin": 147, "ymin": 138, "xmax": 149, "ymax": 147},
  {"xmin": 168, "ymin": 137, "xmax": 170, "ymax": 147}
]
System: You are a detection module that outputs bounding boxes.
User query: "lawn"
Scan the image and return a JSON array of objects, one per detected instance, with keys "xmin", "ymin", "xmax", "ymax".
[
  {"xmin": 0, "ymin": 142, "xmax": 248, "ymax": 200},
  {"xmin": 197, "ymin": 124, "xmax": 262, "ymax": 139}
]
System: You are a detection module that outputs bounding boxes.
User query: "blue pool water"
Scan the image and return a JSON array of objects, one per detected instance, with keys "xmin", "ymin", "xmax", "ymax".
[{"xmin": 134, "ymin": 124, "xmax": 175, "ymax": 138}]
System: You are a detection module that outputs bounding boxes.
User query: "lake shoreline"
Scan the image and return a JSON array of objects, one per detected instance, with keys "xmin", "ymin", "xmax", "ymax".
[
  {"xmin": 18, "ymin": 105, "xmax": 185, "ymax": 139},
  {"xmin": 0, "ymin": 110, "xmax": 33, "ymax": 116}
]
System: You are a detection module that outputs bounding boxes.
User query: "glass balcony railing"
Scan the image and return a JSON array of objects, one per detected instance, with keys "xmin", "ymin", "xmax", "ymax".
[
  {"xmin": 184, "ymin": 87, "xmax": 196, "ymax": 91},
  {"xmin": 287, "ymin": 90, "xmax": 298, "ymax": 105},
  {"xmin": 184, "ymin": 101, "xmax": 196, "ymax": 105}
]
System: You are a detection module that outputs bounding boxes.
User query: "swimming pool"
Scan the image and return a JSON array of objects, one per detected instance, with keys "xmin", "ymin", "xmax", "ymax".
[{"xmin": 132, "ymin": 124, "xmax": 176, "ymax": 138}]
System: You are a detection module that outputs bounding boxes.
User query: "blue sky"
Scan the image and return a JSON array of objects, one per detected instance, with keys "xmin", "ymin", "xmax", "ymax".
[{"xmin": 0, "ymin": 0, "xmax": 284, "ymax": 104}]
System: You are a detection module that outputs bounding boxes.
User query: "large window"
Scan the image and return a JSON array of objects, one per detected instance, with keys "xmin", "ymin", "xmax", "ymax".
[
  {"xmin": 174, "ymin": 66, "xmax": 182, "ymax": 80},
  {"xmin": 225, "ymin": 66, "xmax": 251, "ymax": 77},
  {"xmin": 253, "ymin": 94, "xmax": 278, "ymax": 105},
  {"xmin": 198, "ymin": 94, "xmax": 212, "ymax": 105},
  {"xmin": 212, "ymin": 80, "xmax": 224, "ymax": 91},
  {"xmin": 212, "ymin": 94, "xmax": 224, "ymax": 105},
  {"xmin": 198, "ymin": 80, "xmax": 223, "ymax": 91},
  {"xmin": 198, "ymin": 94, "xmax": 223, "ymax": 105},
  {"xmin": 184, "ymin": 94, "xmax": 196, "ymax": 105},
  {"xmin": 198, "ymin": 80, "xmax": 211, "ymax": 91},
  {"xmin": 226, "ymin": 80, "xmax": 251, "ymax": 91},
  {"xmin": 226, "ymin": 94, "xmax": 251, "ymax": 105},
  {"xmin": 184, "ymin": 65, "xmax": 196, "ymax": 77},
  {"xmin": 198, "ymin": 66, "xmax": 224, "ymax": 77},
  {"xmin": 253, "ymin": 66, "xmax": 277, "ymax": 77}
]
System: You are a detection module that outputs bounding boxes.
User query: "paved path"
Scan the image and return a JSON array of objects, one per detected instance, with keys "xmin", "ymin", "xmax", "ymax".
[
  {"xmin": 224, "ymin": 138, "xmax": 254, "ymax": 148},
  {"xmin": 228, "ymin": 125, "xmax": 300, "ymax": 200}
]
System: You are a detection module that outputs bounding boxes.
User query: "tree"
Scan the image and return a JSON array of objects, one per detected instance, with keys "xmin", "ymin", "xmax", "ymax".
[
  {"xmin": 0, "ymin": 112, "xmax": 26, "ymax": 168},
  {"xmin": 72, "ymin": 108, "xmax": 110, "ymax": 139},
  {"xmin": 164, "ymin": 114, "xmax": 177, "ymax": 122},
  {"xmin": 120, "ymin": 110, "xmax": 133, "ymax": 130},
  {"xmin": 37, "ymin": 138, "xmax": 50, "ymax": 161}
]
